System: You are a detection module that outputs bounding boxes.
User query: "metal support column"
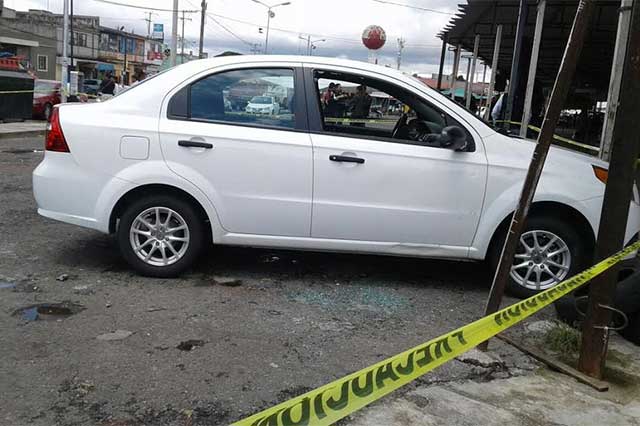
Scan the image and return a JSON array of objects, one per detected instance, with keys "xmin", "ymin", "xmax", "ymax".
[
  {"xmin": 521, "ymin": 0, "xmax": 547, "ymax": 138},
  {"xmin": 61, "ymin": 0, "xmax": 69, "ymax": 102},
  {"xmin": 579, "ymin": 0, "xmax": 640, "ymax": 379},
  {"xmin": 171, "ymin": 0, "xmax": 179, "ymax": 66},
  {"xmin": 600, "ymin": 0, "xmax": 633, "ymax": 161},
  {"xmin": 437, "ymin": 35, "xmax": 448, "ymax": 91},
  {"xmin": 451, "ymin": 44, "xmax": 461, "ymax": 100},
  {"xmin": 504, "ymin": 0, "xmax": 529, "ymax": 124},
  {"xmin": 484, "ymin": 24, "xmax": 503, "ymax": 121},
  {"xmin": 480, "ymin": 0, "xmax": 595, "ymax": 350},
  {"xmin": 466, "ymin": 34, "xmax": 480, "ymax": 110},
  {"xmin": 464, "ymin": 57, "xmax": 471, "ymax": 104}
]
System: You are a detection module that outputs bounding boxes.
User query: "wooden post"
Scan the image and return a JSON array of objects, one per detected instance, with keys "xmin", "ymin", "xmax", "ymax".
[
  {"xmin": 520, "ymin": 0, "xmax": 547, "ymax": 138},
  {"xmin": 484, "ymin": 24, "xmax": 503, "ymax": 121},
  {"xmin": 599, "ymin": 0, "xmax": 633, "ymax": 161},
  {"xmin": 437, "ymin": 35, "xmax": 448, "ymax": 91},
  {"xmin": 466, "ymin": 34, "xmax": 480, "ymax": 110},
  {"xmin": 504, "ymin": 0, "xmax": 529, "ymax": 125},
  {"xmin": 451, "ymin": 44, "xmax": 461, "ymax": 100},
  {"xmin": 464, "ymin": 57, "xmax": 471, "ymax": 104},
  {"xmin": 480, "ymin": 0, "xmax": 595, "ymax": 351},
  {"xmin": 578, "ymin": 0, "xmax": 640, "ymax": 379}
]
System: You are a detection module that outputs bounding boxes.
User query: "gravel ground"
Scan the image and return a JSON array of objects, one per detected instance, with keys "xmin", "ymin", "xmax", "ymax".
[{"xmin": 0, "ymin": 136, "xmax": 546, "ymax": 426}]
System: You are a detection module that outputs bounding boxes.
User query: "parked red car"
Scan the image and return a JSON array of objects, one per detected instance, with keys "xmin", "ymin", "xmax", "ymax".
[{"xmin": 32, "ymin": 79, "xmax": 61, "ymax": 120}]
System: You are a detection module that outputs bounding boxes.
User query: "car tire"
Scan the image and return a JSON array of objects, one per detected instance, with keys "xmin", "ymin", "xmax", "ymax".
[
  {"xmin": 43, "ymin": 103, "xmax": 53, "ymax": 121},
  {"xmin": 489, "ymin": 216, "xmax": 588, "ymax": 299},
  {"xmin": 117, "ymin": 195, "xmax": 205, "ymax": 277}
]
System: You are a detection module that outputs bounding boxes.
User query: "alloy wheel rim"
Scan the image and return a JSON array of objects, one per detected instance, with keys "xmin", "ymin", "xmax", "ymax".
[
  {"xmin": 129, "ymin": 207, "xmax": 190, "ymax": 267},
  {"xmin": 510, "ymin": 230, "xmax": 571, "ymax": 291}
]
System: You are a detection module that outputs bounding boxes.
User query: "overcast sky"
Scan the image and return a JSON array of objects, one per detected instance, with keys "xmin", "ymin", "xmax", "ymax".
[{"xmin": 6, "ymin": 0, "xmax": 479, "ymax": 78}]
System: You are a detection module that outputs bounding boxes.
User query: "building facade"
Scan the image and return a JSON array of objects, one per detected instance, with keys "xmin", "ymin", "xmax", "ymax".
[
  {"xmin": 0, "ymin": 4, "xmax": 57, "ymax": 80},
  {"xmin": 0, "ymin": 2, "xmax": 165, "ymax": 85}
]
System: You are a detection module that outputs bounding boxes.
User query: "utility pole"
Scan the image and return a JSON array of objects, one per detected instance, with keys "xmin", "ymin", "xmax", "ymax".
[
  {"xmin": 69, "ymin": 0, "xmax": 74, "ymax": 82},
  {"xmin": 198, "ymin": 0, "xmax": 207, "ymax": 58},
  {"xmin": 61, "ymin": 0, "xmax": 69, "ymax": 102},
  {"xmin": 179, "ymin": 10, "xmax": 192, "ymax": 63},
  {"xmin": 479, "ymin": 0, "xmax": 594, "ymax": 351},
  {"xmin": 252, "ymin": 43, "xmax": 262, "ymax": 54},
  {"xmin": 171, "ymin": 0, "xmax": 178, "ymax": 66},
  {"xmin": 306, "ymin": 35, "xmax": 311, "ymax": 55},
  {"xmin": 144, "ymin": 11, "xmax": 157, "ymax": 37},
  {"xmin": 396, "ymin": 37, "xmax": 405, "ymax": 70},
  {"xmin": 578, "ymin": 0, "xmax": 640, "ymax": 379}
]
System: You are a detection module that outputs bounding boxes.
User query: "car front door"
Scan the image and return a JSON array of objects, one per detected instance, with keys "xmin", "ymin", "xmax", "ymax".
[
  {"xmin": 159, "ymin": 65, "xmax": 313, "ymax": 237},
  {"xmin": 305, "ymin": 66, "xmax": 488, "ymax": 253}
]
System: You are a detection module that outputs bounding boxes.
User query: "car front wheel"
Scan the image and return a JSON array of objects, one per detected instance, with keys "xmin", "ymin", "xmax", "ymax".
[
  {"xmin": 117, "ymin": 196, "xmax": 204, "ymax": 277},
  {"xmin": 490, "ymin": 216, "xmax": 588, "ymax": 298}
]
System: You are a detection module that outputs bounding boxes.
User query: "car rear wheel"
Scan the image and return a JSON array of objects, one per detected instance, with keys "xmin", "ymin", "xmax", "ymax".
[
  {"xmin": 490, "ymin": 216, "xmax": 588, "ymax": 299},
  {"xmin": 117, "ymin": 196, "xmax": 204, "ymax": 277},
  {"xmin": 43, "ymin": 103, "xmax": 53, "ymax": 121}
]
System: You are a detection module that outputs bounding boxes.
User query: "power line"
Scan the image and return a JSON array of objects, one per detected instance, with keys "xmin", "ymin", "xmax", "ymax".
[
  {"xmin": 183, "ymin": 0, "xmax": 252, "ymax": 48},
  {"xmin": 91, "ymin": 0, "xmax": 443, "ymax": 50},
  {"xmin": 371, "ymin": 0, "xmax": 456, "ymax": 15},
  {"xmin": 91, "ymin": 0, "xmax": 198, "ymax": 13}
]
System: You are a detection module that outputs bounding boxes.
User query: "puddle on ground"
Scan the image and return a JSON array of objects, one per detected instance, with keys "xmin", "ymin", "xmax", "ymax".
[
  {"xmin": 2, "ymin": 149, "xmax": 44, "ymax": 154},
  {"xmin": 13, "ymin": 302, "xmax": 85, "ymax": 322},
  {"xmin": 0, "ymin": 281, "xmax": 16, "ymax": 289},
  {"xmin": 176, "ymin": 340, "xmax": 205, "ymax": 351}
]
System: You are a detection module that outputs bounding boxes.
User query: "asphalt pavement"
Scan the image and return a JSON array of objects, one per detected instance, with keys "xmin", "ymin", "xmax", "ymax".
[{"xmin": 1, "ymin": 135, "xmax": 545, "ymax": 426}]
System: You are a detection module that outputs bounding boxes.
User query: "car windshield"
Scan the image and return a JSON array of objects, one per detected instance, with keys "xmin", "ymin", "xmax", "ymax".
[
  {"xmin": 407, "ymin": 73, "xmax": 498, "ymax": 134},
  {"xmin": 251, "ymin": 96, "xmax": 272, "ymax": 104}
]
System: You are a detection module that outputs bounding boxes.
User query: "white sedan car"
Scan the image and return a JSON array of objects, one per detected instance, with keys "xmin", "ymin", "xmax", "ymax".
[
  {"xmin": 33, "ymin": 55, "xmax": 640, "ymax": 297},
  {"xmin": 245, "ymin": 95, "xmax": 280, "ymax": 115}
]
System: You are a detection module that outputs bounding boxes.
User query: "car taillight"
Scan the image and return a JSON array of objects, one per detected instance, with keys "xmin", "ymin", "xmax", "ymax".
[{"xmin": 45, "ymin": 107, "xmax": 70, "ymax": 153}]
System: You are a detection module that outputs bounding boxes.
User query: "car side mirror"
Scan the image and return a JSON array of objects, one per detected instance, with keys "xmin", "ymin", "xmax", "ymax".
[{"xmin": 438, "ymin": 126, "xmax": 468, "ymax": 152}]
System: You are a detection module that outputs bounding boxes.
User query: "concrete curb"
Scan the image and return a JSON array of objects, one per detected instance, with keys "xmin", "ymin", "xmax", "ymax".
[{"xmin": 0, "ymin": 130, "xmax": 45, "ymax": 140}]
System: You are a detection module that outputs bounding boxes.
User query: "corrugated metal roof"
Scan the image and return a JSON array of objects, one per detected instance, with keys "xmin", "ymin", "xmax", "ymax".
[{"xmin": 438, "ymin": 0, "xmax": 621, "ymax": 101}]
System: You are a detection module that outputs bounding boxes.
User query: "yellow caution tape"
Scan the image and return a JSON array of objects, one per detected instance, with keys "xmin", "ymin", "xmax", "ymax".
[
  {"xmin": 498, "ymin": 120, "xmax": 600, "ymax": 153},
  {"xmin": 0, "ymin": 88, "xmax": 98, "ymax": 99},
  {"xmin": 233, "ymin": 240, "xmax": 640, "ymax": 426},
  {"xmin": 0, "ymin": 89, "xmax": 62, "ymax": 94},
  {"xmin": 325, "ymin": 117, "xmax": 398, "ymax": 124}
]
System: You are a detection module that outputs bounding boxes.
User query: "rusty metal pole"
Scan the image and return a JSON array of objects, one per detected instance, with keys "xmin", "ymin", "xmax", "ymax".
[
  {"xmin": 479, "ymin": 0, "xmax": 594, "ymax": 351},
  {"xmin": 437, "ymin": 34, "xmax": 447, "ymax": 91},
  {"xmin": 578, "ymin": 0, "xmax": 640, "ymax": 379}
]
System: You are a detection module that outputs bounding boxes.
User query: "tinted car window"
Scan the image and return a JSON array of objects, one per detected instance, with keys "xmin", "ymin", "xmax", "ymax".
[
  {"xmin": 189, "ymin": 68, "xmax": 295, "ymax": 129},
  {"xmin": 313, "ymin": 70, "xmax": 474, "ymax": 150}
]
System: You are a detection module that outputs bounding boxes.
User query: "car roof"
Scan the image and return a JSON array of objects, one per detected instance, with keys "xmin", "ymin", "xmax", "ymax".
[{"xmin": 169, "ymin": 54, "xmax": 413, "ymax": 82}]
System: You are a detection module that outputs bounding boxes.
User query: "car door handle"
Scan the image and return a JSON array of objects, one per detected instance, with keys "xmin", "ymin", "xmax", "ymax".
[
  {"xmin": 178, "ymin": 140, "xmax": 213, "ymax": 149},
  {"xmin": 329, "ymin": 155, "xmax": 365, "ymax": 164}
]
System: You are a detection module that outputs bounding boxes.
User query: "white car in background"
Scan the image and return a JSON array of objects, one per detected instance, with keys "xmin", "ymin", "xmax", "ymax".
[
  {"xmin": 245, "ymin": 95, "xmax": 280, "ymax": 115},
  {"xmin": 32, "ymin": 55, "xmax": 640, "ymax": 298}
]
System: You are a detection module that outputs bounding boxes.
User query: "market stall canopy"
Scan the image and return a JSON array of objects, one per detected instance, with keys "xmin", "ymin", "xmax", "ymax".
[{"xmin": 438, "ymin": 0, "xmax": 621, "ymax": 105}]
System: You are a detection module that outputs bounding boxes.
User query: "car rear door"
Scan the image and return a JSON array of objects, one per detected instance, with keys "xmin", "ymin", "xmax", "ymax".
[
  {"xmin": 158, "ymin": 64, "xmax": 313, "ymax": 237},
  {"xmin": 304, "ymin": 65, "xmax": 488, "ymax": 252}
]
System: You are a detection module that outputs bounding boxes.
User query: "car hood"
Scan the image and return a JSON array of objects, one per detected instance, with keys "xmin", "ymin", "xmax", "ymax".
[
  {"xmin": 483, "ymin": 131, "xmax": 608, "ymax": 201},
  {"xmin": 247, "ymin": 103, "xmax": 271, "ymax": 108}
]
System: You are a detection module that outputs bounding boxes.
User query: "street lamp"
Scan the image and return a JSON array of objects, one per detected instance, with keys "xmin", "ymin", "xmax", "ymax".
[
  {"xmin": 252, "ymin": 0, "xmax": 291, "ymax": 54},
  {"xmin": 309, "ymin": 38, "xmax": 325, "ymax": 56},
  {"xmin": 298, "ymin": 35, "xmax": 325, "ymax": 55}
]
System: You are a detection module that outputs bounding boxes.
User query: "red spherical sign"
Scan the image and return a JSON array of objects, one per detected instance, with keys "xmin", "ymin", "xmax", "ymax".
[{"xmin": 362, "ymin": 25, "xmax": 386, "ymax": 50}]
